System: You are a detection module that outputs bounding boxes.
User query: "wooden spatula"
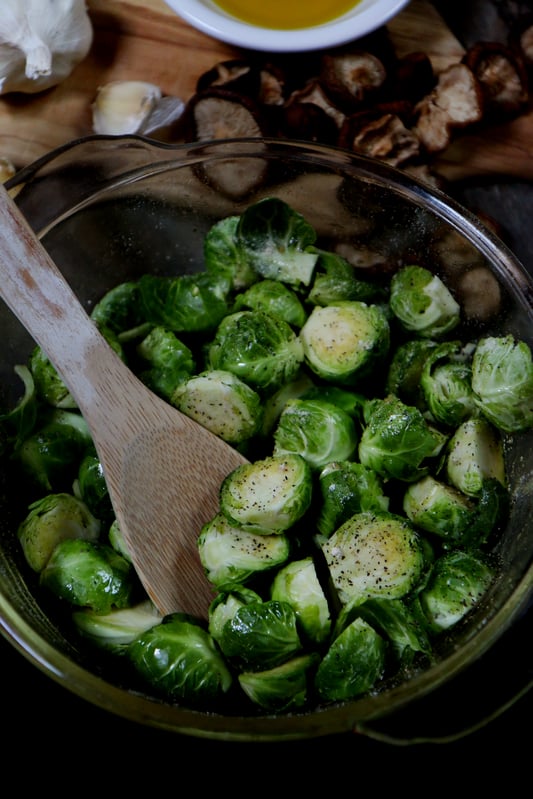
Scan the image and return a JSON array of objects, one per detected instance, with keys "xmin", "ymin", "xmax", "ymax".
[{"xmin": 0, "ymin": 185, "xmax": 248, "ymax": 619}]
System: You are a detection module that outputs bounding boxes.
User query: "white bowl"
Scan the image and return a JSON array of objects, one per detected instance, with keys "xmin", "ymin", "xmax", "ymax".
[{"xmin": 163, "ymin": 0, "xmax": 410, "ymax": 52}]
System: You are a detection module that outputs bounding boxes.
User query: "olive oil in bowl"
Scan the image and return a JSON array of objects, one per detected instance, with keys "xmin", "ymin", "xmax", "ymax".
[{"xmin": 213, "ymin": 0, "xmax": 360, "ymax": 29}]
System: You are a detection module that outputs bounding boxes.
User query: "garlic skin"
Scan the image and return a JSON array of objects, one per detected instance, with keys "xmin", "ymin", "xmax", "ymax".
[
  {"xmin": 92, "ymin": 81, "xmax": 163, "ymax": 135},
  {"xmin": 0, "ymin": 0, "xmax": 93, "ymax": 95}
]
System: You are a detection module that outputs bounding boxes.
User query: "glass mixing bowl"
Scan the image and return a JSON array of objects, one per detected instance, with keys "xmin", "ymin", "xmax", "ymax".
[{"xmin": 1, "ymin": 136, "xmax": 531, "ymax": 741}]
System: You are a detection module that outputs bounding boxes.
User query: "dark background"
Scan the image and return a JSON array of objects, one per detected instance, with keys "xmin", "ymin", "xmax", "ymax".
[{"xmin": 2, "ymin": 0, "xmax": 531, "ymax": 779}]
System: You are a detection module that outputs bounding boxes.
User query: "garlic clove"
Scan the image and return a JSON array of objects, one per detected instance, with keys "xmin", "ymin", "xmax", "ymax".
[{"xmin": 92, "ymin": 81, "xmax": 163, "ymax": 136}]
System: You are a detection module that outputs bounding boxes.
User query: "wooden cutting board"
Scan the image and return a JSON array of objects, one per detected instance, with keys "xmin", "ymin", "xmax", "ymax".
[{"xmin": 0, "ymin": 0, "xmax": 531, "ymax": 181}]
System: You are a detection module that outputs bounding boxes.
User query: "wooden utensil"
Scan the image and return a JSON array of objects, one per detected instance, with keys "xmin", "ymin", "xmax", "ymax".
[{"xmin": 0, "ymin": 185, "xmax": 248, "ymax": 618}]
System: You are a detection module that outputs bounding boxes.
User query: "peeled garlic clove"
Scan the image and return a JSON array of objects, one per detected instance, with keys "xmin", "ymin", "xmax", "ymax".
[{"xmin": 92, "ymin": 81, "xmax": 163, "ymax": 135}]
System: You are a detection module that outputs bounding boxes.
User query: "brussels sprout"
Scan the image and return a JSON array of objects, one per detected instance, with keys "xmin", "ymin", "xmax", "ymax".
[
  {"xmin": 345, "ymin": 597, "xmax": 432, "ymax": 666},
  {"xmin": 220, "ymin": 453, "xmax": 313, "ymax": 534},
  {"xmin": 317, "ymin": 460, "xmax": 389, "ymax": 537},
  {"xmin": 0, "ymin": 364, "xmax": 38, "ymax": 447},
  {"xmin": 471, "ymin": 334, "xmax": 533, "ymax": 432},
  {"xmin": 403, "ymin": 475, "xmax": 475, "ymax": 545},
  {"xmin": 445, "ymin": 417, "xmax": 506, "ymax": 497},
  {"xmin": 385, "ymin": 338, "xmax": 439, "ymax": 409},
  {"xmin": 138, "ymin": 272, "xmax": 230, "ymax": 333},
  {"xmin": 273, "ymin": 398, "xmax": 358, "ymax": 470},
  {"xmin": 136, "ymin": 326, "xmax": 195, "ymax": 401},
  {"xmin": 172, "ymin": 369, "xmax": 263, "ymax": 445},
  {"xmin": 198, "ymin": 511, "xmax": 290, "ymax": 589},
  {"xmin": 208, "ymin": 586, "xmax": 263, "ymax": 643},
  {"xmin": 300, "ymin": 301, "xmax": 390, "ymax": 385},
  {"xmin": 232, "ymin": 278, "xmax": 307, "ymax": 328},
  {"xmin": 322, "ymin": 511, "xmax": 426, "ymax": 605},
  {"xmin": 73, "ymin": 599, "xmax": 162, "ymax": 654},
  {"xmin": 307, "ymin": 248, "xmax": 383, "ymax": 306},
  {"xmin": 13, "ymin": 409, "xmax": 92, "ymax": 492},
  {"xmin": 416, "ymin": 550, "xmax": 495, "ymax": 633},
  {"xmin": 17, "ymin": 492, "xmax": 101, "ymax": 573},
  {"xmin": 403, "ymin": 475, "xmax": 508, "ymax": 549},
  {"xmin": 300, "ymin": 384, "xmax": 366, "ymax": 421},
  {"xmin": 260, "ymin": 371, "xmax": 315, "ymax": 436},
  {"xmin": 108, "ymin": 518, "xmax": 131, "ymax": 562},
  {"xmin": 75, "ymin": 450, "xmax": 114, "ymax": 524},
  {"xmin": 389, "ymin": 264, "xmax": 461, "ymax": 338},
  {"xmin": 238, "ymin": 652, "xmax": 320, "ymax": 712},
  {"xmin": 218, "ymin": 599, "xmax": 303, "ymax": 670},
  {"xmin": 40, "ymin": 538, "xmax": 134, "ymax": 612},
  {"xmin": 207, "ymin": 309, "xmax": 304, "ymax": 395},
  {"xmin": 270, "ymin": 556, "xmax": 331, "ymax": 645},
  {"xmin": 204, "ymin": 215, "xmax": 258, "ymax": 291},
  {"xmin": 358, "ymin": 395, "xmax": 443, "ymax": 482},
  {"xmin": 30, "ymin": 346, "xmax": 76, "ymax": 409},
  {"xmin": 420, "ymin": 341, "xmax": 477, "ymax": 427},
  {"xmin": 236, "ymin": 197, "xmax": 319, "ymax": 287},
  {"xmin": 128, "ymin": 613, "xmax": 233, "ymax": 705},
  {"xmin": 315, "ymin": 617, "xmax": 386, "ymax": 702},
  {"xmin": 90, "ymin": 280, "xmax": 150, "ymax": 341}
]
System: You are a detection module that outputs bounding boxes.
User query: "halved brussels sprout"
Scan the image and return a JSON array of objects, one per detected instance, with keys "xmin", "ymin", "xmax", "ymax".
[
  {"xmin": 208, "ymin": 586, "xmax": 263, "ymax": 643},
  {"xmin": 403, "ymin": 475, "xmax": 475, "ymax": 544},
  {"xmin": 358, "ymin": 395, "xmax": 443, "ymax": 482},
  {"xmin": 0, "ymin": 364, "xmax": 38, "ymax": 448},
  {"xmin": 337, "ymin": 596, "xmax": 432, "ymax": 667},
  {"xmin": 198, "ymin": 511, "xmax": 290, "ymax": 589},
  {"xmin": 17, "ymin": 492, "xmax": 101, "ymax": 572},
  {"xmin": 139, "ymin": 272, "xmax": 231, "ymax": 333},
  {"xmin": 238, "ymin": 652, "xmax": 320, "ymax": 712},
  {"xmin": 270, "ymin": 556, "xmax": 331, "ymax": 645},
  {"xmin": 136, "ymin": 326, "xmax": 195, "ymax": 401},
  {"xmin": 30, "ymin": 345, "xmax": 77, "ymax": 409},
  {"xmin": 207, "ymin": 309, "xmax": 305, "ymax": 395},
  {"xmin": 300, "ymin": 301, "xmax": 389, "ymax": 384},
  {"xmin": 273, "ymin": 397, "xmax": 358, "ymax": 470},
  {"xmin": 90, "ymin": 280, "xmax": 149, "ymax": 341},
  {"xmin": 236, "ymin": 197, "xmax": 319, "ymax": 287},
  {"xmin": 13, "ymin": 409, "xmax": 92, "ymax": 492},
  {"xmin": 232, "ymin": 278, "xmax": 307, "ymax": 328},
  {"xmin": 315, "ymin": 617, "xmax": 386, "ymax": 702},
  {"xmin": 403, "ymin": 474, "xmax": 508, "ymax": 549},
  {"xmin": 204, "ymin": 214, "xmax": 258, "ymax": 291},
  {"xmin": 420, "ymin": 341, "xmax": 477, "ymax": 427},
  {"xmin": 108, "ymin": 518, "xmax": 131, "ymax": 562},
  {"xmin": 75, "ymin": 450, "xmax": 114, "ymax": 524},
  {"xmin": 73, "ymin": 599, "xmax": 162, "ymax": 654},
  {"xmin": 385, "ymin": 338, "xmax": 439, "ymax": 409},
  {"xmin": 217, "ymin": 599, "xmax": 303, "ymax": 671},
  {"xmin": 471, "ymin": 334, "xmax": 533, "ymax": 432},
  {"xmin": 307, "ymin": 247, "xmax": 383, "ymax": 306},
  {"xmin": 317, "ymin": 460, "xmax": 389, "ymax": 538},
  {"xmin": 128, "ymin": 613, "xmax": 233, "ymax": 706},
  {"xmin": 389, "ymin": 264, "xmax": 461, "ymax": 338},
  {"xmin": 445, "ymin": 417, "xmax": 506, "ymax": 497},
  {"xmin": 219, "ymin": 453, "xmax": 313, "ymax": 534},
  {"xmin": 40, "ymin": 538, "xmax": 134, "ymax": 613},
  {"xmin": 322, "ymin": 510, "xmax": 426, "ymax": 605},
  {"xmin": 416, "ymin": 550, "xmax": 495, "ymax": 633},
  {"xmin": 172, "ymin": 369, "xmax": 263, "ymax": 445}
]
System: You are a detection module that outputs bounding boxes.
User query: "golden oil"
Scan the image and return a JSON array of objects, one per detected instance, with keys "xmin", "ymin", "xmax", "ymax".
[{"xmin": 213, "ymin": 0, "xmax": 361, "ymax": 30}]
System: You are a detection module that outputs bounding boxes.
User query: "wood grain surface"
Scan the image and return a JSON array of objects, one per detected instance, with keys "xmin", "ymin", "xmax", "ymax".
[{"xmin": 0, "ymin": 0, "xmax": 532, "ymax": 181}]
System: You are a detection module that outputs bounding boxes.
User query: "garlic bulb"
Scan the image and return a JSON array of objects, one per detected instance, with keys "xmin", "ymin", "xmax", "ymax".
[
  {"xmin": 92, "ymin": 81, "xmax": 164, "ymax": 135},
  {"xmin": 0, "ymin": 0, "xmax": 93, "ymax": 95}
]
